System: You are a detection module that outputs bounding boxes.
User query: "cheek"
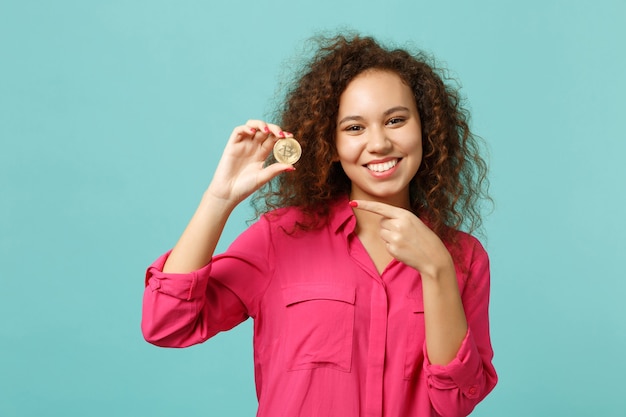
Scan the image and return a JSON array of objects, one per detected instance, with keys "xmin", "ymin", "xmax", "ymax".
[
  {"xmin": 399, "ymin": 134, "xmax": 423, "ymax": 171},
  {"xmin": 414, "ymin": 141, "xmax": 423, "ymax": 159},
  {"xmin": 404, "ymin": 134, "xmax": 423, "ymax": 157},
  {"xmin": 412, "ymin": 143, "xmax": 423, "ymax": 168},
  {"xmin": 335, "ymin": 137, "xmax": 361, "ymax": 163}
]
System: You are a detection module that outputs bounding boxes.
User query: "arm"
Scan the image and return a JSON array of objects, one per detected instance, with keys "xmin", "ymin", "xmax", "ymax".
[
  {"xmin": 142, "ymin": 251, "xmax": 250, "ymax": 347},
  {"xmin": 164, "ymin": 121, "xmax": 295, "ymax": 273},
  {"xmin": 142, "ymin": 121, "xmax": 294, "ymax": 346},
  {"xmin": 351, "ymin": 201, "xmax": 496, "ymax": 416},
  {"xmin": 350, "ymin": 200, "xmax": 467, "ymax": 364},
  {"xmin": 421, "ymin": 262, "xmax": 468, "ymax": 366},
  {"xmin": 423, "ymin": 240, "xmax": 497, "ymax": 417}
]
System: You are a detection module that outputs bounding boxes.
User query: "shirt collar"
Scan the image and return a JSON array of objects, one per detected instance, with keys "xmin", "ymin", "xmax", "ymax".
[{"xmin": 328, "ymin": 195, "xmax": 357, "ymax": 235}]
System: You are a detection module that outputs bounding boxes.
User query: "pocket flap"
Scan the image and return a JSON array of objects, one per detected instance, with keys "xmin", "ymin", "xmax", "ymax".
[
  {"xmin": 283, "ymin": 284, "xmax": 356, "ymax": 306},
  {"xmin": 407, "ymin": 292, "xmax": 425, "ymax": 313}
]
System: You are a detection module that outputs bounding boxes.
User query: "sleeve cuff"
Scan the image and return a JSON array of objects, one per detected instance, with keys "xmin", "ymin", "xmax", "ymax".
[
  {"xmin": 424, "ymin": 329, "xmax": 483, "ymax": 399},
  {"xmin": 144, "ymin": 251, "xmax": 212, "ymax": 301}
]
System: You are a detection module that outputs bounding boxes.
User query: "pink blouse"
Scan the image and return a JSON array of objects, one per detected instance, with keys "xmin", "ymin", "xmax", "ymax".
[{"xmin": 142, "ymin": 198, "xmax": 497, "ymax": 417}]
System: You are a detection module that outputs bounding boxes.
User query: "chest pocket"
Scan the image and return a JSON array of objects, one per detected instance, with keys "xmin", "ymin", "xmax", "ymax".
[
  {"xmin": 404, "ymin": 293, "xmax": 426, "ymax": 380},
  {"xmin": 282, "ymin": 283, "xmax": 356, "ymax": 372}
]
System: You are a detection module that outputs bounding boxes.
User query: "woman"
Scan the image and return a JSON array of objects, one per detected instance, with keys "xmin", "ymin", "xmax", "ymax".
[{"xmin": 142, "ymin": 34, "xmax": 497, "ymax": 417}]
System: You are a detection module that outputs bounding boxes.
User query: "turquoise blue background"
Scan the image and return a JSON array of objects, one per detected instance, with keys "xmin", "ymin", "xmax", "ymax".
[{"xmin": 1, "ymin": 0, "xmax": 625, "ymax": 415}]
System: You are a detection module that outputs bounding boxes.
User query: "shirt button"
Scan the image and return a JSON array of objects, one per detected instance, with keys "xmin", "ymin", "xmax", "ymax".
[{"xmin": 468, "ymin": 386, "xmax": 477, "ymax": 396}]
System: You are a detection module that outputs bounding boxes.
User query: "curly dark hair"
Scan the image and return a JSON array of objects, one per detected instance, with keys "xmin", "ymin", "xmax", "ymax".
[{"xmin": 254, "ymin": 33, "xmax": 490, "ymax": 245}]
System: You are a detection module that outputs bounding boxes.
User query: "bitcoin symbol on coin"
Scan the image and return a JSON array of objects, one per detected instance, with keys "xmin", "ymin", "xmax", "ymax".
[
  {"xmin": 278, "ymin": 144, "xmax": 295, "ymax": 159},
  {"xmin": 273, "ymin": 137, "xmax": 302, "ymax": 165}
]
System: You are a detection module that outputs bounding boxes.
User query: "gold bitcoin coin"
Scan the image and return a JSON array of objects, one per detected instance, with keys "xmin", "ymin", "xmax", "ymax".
[{"xmin": 273, "ymin": 137, "xmax": 302, "ymax": 165}]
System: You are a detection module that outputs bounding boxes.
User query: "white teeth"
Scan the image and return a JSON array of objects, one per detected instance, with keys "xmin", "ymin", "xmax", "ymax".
[{"xmin": 366, "ymin": 159, "xmax": 398, "ymax": 172}]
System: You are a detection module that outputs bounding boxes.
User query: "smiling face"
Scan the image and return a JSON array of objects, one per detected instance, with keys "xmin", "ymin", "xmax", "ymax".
[{"xmin": 335, "ymin": 69, "xmax": 423, "ymax": 208}]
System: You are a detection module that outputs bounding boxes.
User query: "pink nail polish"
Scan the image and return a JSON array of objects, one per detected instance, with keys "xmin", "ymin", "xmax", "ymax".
[
  {"xmin": 349, "ymin": 200, "xmax": 358, "ymax": 208},
  {"xmin": 250, "ymin": 128, "xmax": 257, "ymax": 133},
  {"xmin": 263, "ymin": 126, "xmax": 270, "ymax": 133},
  {"xmin": 279, "ymin": 131, "xmax": 286, "ymax": 138},
  {"xmin": 285, "ymin": 167, "xmax": 296, "ymax": 172}
]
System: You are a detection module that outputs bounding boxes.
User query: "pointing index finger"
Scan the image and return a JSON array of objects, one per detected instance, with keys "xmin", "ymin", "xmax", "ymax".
[{"xmin": 349, "ymin": 200, "xmax": 398, "ymax": 218}]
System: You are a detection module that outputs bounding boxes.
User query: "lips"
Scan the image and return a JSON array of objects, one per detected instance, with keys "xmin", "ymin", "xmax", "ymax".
[{"xmin": 366, "ymin": 158, "xmax": 400, "ymax": 173}]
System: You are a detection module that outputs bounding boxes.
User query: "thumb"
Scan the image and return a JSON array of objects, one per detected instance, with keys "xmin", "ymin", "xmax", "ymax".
[{"xmin": 257, "ymin": 163, "xmax": 295, "ymax": 185}]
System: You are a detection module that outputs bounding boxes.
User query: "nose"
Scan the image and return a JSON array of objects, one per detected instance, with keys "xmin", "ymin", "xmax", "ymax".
[{"xmin": 366, "ymin": 127, "xmax": 392, "ymax": 154}]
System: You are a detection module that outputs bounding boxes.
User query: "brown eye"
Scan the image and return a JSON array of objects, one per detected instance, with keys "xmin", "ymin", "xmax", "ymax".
[{"xmin": 386, "ymin": 117, "xmax": 405, "ymax": 126}]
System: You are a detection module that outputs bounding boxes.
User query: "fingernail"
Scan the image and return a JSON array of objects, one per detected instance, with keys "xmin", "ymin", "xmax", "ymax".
[
  {"xmin": 263, "ymin": 126, "xmax": 270, "ymax": 133},
  {"xmin": 285, "ymin": 167, "xmax": 296, "ymax": 172},
  {"xmin": 250, "ymin": 128, "xmax": 257, "ymax": 133},
  {"xmin": 279, "ymin": 131, "xmax": 286, "ymax": 138},
  {"xmin": 349, "ymin": 200, "xmax": 358, "ymax": 208}
]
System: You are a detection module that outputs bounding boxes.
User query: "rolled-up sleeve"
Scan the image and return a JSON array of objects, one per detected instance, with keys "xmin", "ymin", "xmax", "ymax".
[
  {"xmin": 141, "ymin": 217, "xmax": 272, "ymax": 348},
  {"xmin": 423, "ymin": 239, "xmax": 497, "ymax": 417}
]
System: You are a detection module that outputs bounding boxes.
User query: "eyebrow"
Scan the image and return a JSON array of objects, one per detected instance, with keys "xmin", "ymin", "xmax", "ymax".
[{"xmin": 338, "ymin": 106, "xmax": 411, "ymax": 125}]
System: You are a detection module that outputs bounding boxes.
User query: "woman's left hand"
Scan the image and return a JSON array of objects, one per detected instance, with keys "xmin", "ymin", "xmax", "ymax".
[{"xmin": 351, "ymin": 200, "xmax": 454, "ymax": 279}]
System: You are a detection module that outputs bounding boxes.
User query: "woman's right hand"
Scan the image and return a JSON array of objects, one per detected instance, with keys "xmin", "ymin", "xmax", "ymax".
[
  {"xmin": 206, "ymin": 120, "xmax": 295, "ymax": 207},
  {"xmin": 162, "ymin": 120, "xmax": 294, "ymax": 273}
]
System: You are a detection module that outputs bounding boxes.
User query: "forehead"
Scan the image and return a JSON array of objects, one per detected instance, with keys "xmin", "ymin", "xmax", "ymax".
[{"xmin": 338, "ymin": 70, "xmax": 416, "ymax": 114}]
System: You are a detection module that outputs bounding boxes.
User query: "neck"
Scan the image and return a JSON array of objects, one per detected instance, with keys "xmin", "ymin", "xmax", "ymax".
[
  {"xmin": 349, "ymin": 190, "xmax": 411, "ymax": 210},
  {"xmin": 349, "ymin": 191, "xmax": 411, "ymax": 234}
]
